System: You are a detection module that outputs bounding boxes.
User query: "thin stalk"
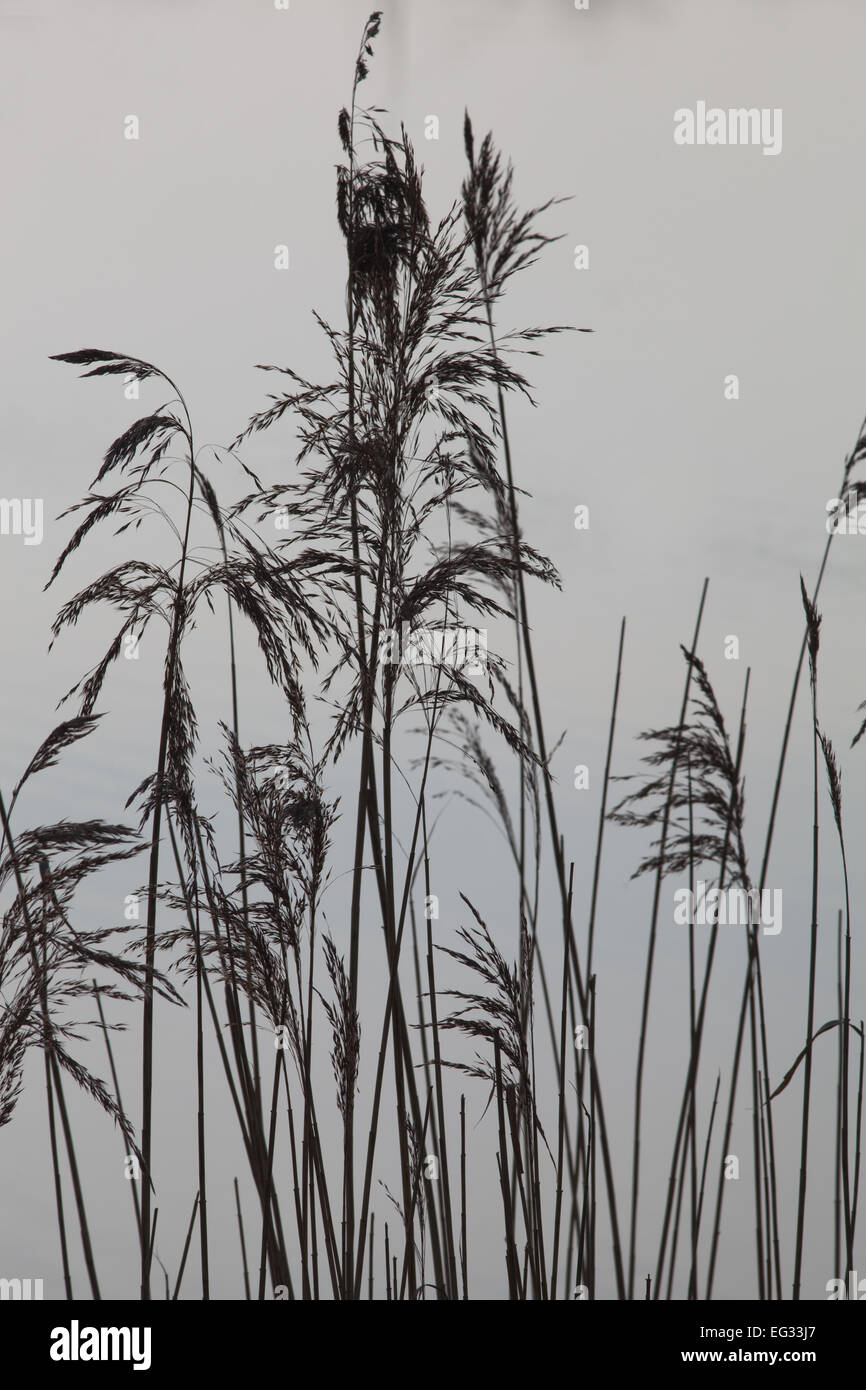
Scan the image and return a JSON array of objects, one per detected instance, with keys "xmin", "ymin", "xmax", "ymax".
[
  {"xmin": 171, "ymin": 1192, "xmax": 199, "ymax": 1301},
  {"xmin": 850, "ymin": 1022, "xmax": 864, "ymax": 1248},
  {"xmin": 471, "ymin": 190, "xmax": 627, "ymax": 1299},
  {"xmin": 234, "ymin": 1178, "xmax": 251, "ymax": 1300},
  {"xmin": 835, "ymin": 910, "xmax": 843, "ymax": 1280},
  {"xmin": 549, "ymin": 866, "xmax": 573, "ymax": 1297},
  {"xmin": 140, "ymin": 397, "xmax": 197, "ymax": 1301},
  {"xmin": 422, "ymin": 794, "xmax": 458, "ymax": 1298},
  {"xmin": 628, "ymin": 581, "xmax": 708, "ymax": 1297},
  {"xmin": 655, "ymin": 668, "xmax": 749, "ymax": 1297},
  {"xmin": 460, "ymin": 1095, "xmax": 468, "ymax": 1299},
  {"xmin": 792, "ymin": 609, "xmax": 821, "ymax": 1301},
  {"xmin": 494, "ymin": 1033, "xmax": 520, "ymax": 1298},
  {"xmin": 94, "ymin": 984, "xmax": 141, "ymax": 1245},
  {"xmin": 0, "ymin": 789, "xmax": 101, "ymax": 1299},
  {"xmin": 687, "ymin": 1072, "xmax": 720, "ymax": 1297}
]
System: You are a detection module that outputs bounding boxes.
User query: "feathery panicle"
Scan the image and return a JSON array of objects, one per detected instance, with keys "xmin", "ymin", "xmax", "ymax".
[
  {"xmin": 799, "ymin": 574, "xmax": 821, "ymax": 691},
  {"xmin": 609, "ymin": 646, "xmax": 749, "ymax": 888}
]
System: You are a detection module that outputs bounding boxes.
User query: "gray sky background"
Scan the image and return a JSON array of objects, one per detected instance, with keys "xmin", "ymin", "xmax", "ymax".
[{"xmin": 3, "ymin": 0, "xmax": 866, "ymax": 1300}]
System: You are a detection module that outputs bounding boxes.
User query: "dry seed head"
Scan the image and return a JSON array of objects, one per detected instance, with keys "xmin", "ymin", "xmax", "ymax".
[
  {"xmin": 799, "ymin": 574, "xmax": 821, "ymax": 686},
  {"xmin": 818, "ymin": 728, "xmax": 843, "ymax": 834}
]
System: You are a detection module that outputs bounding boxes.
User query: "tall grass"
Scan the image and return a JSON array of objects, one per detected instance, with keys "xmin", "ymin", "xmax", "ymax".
[{"xmin": 1, "ymin": 11, "xmax": 865, "ymax": 1301}]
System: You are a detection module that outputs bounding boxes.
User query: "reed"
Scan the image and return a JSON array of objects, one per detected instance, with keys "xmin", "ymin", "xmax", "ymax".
[{"xmin": 2, "ymin": 10, "xmax": 865, "ymax": 1306}]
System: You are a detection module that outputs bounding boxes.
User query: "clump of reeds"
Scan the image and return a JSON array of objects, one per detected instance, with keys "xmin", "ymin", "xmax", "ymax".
[{"xmin": 3, "ymin": 9, "xmax": 865, "ymax": 1307}]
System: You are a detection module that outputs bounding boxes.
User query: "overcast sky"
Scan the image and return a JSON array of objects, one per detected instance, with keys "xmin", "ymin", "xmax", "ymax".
[{"xmin": 3, "ymin": 0, "xmax": 866, "ymax": 1301}]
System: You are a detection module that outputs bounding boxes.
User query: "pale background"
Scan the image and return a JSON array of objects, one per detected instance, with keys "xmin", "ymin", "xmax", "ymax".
[{"xmin": 2, "ymin": 0, "xmax": 866, "ymax": 1300}]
